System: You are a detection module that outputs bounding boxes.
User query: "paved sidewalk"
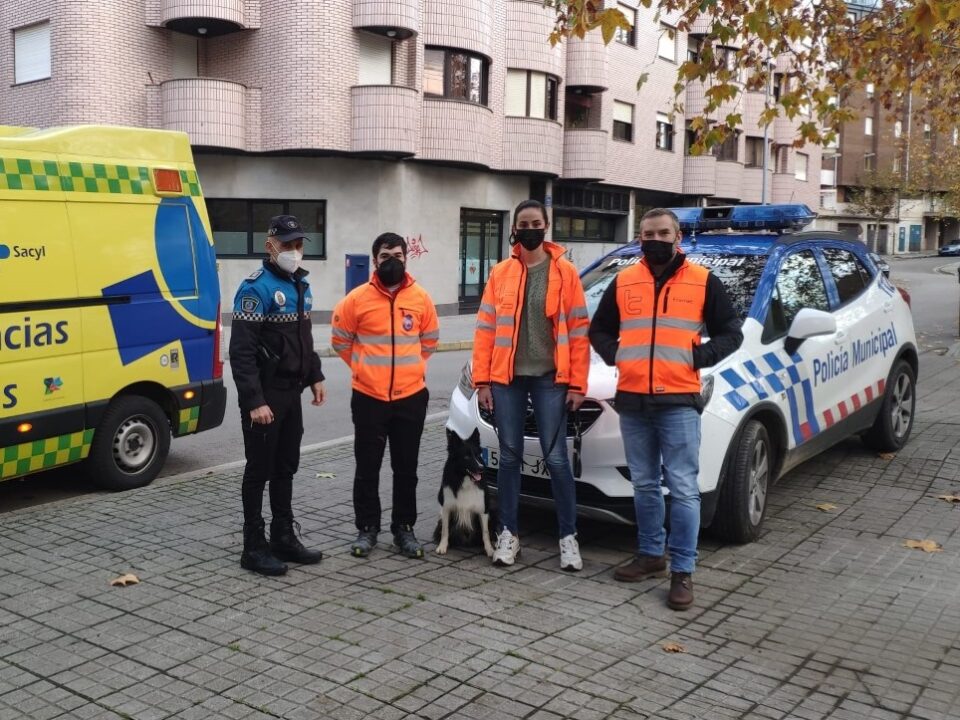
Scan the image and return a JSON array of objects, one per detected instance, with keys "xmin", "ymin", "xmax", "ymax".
[{"xmin": 2, "ymin": 354, "xmax": 960, "ymax": 719}]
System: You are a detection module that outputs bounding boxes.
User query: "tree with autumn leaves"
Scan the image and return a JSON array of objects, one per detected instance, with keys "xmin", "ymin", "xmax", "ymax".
[{"xmin": 545, "ymin": 0, "xmax": 960, "ymax": 153}]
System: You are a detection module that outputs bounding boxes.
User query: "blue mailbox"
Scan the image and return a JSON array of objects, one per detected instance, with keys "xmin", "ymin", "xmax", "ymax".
[{"xmin": 345, "ymin": 253, "xmax": 370, "ymax": 294}]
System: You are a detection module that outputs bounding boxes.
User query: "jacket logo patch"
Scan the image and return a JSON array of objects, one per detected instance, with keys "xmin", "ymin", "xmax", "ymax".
[
  {"xmin": 241, "ymin": 296, "xmax": 260, "ymax": 313},
  {"xmin": 403, "ymin": 314, "xmax": 414, "ymax": 331},
  {"xmin": 274, "ymin": 290, "xmax": 286, "ymax": 306}
]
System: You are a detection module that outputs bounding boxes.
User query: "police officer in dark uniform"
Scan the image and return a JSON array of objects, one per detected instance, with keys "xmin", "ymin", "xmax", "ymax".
[{"xmin": 229, "ymin": 215, "xmax": 326, "ymax": 576}]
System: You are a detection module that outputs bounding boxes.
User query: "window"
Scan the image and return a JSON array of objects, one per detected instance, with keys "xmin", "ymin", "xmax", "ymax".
[
  {"xmin": 172, "ymin": 32, "xmax": 198, "ymax": 78},
  {"xmin": 207, "ymin": 199, "xmax": 326, "ymax": 258},
  {"xmin": 712, "ymin": 132, "xmax": 738, "ymax": 162},
  {"xmin": 655, "ymin": 113, "xmax": 673, "ymax": 151},
  {"xmin": 687, "ymin": 36, "xmax": 701, "ymax": 63},
  {"xmin": 564, "ymin": 94, "xmax": 593, "ymax": 129},
  {"xmin": 658, "ymin": 25, "xmax": 676, "ymax": 62},
  {"xmin": 923, "ymin": 123, "xmax": 931, "ymax": 140},
  {"xmin": 719, "ymin": 47, "xmax": 739, "ymax": 79},
  {"xmin": 745, "ymin": 137, "xmax": 765, "ymax": 168},
  {"xmin": 864, "ymin": 153, "xmax": 876, "ymax": 171},
  {"xmin": 822, "ymin": 248, "xmax": 869, "ymax": 305},
  {"xmin": 613, "ymin": 101, "xmax": 633, "ymax": 142},
  {"xmin": 865, "ymin": 82, "xmax": 875, "ymax": 97},
  {"xmin": 954, "ymin": 128, "xmax": 959, "ymax": 146},
  {"xmin": 553, "ymin": 213, "xmax": 617, "ymax": 243},
  {"xmin": 357, "ymin": 32, "xmax": 393, "ymax": 85},
  {"xmin": 615, "ymin": 4, "xmax": 636, "ymax": 46},
  {"xmin": 865, "ymin": 117, "xmax": 874, "ymax": 136},
  {"xmin": 505, "ymin": 69, "xmax": 559, "ymax": 120},
  {"xmin": 14, "ymin": 21, "xmax": 51, "ymax": 84},
  {"xmin": 892, "ymin": 156, "xmax": 901, "ymax": 173},
  {"xmin": 763, "ymin": 250, "xmax": 830, "ymax": 342},
  {"xmin": 795, "ymin": 152, "xmax": 809, "ymax": 181},
  {"xmin": 773, "ymin": 73, "xmax": 785, "ymax": 102},
  {"xmin": 555, "ymin": 185, "xmax": 630, "ymax": 212},
  {"xmin": 776, "ymin": 146, "xmax": 790, "ymax": 174},
  {"xmin": 423, "ymin": 47, "xmax": 488, "ymax": 105},
  {"xmin": 894, "ymin": 120, "xmax": 902, "ymax": 138}
]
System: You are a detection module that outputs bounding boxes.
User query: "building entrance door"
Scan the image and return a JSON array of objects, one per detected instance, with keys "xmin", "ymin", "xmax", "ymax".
[{"xmin": 459, "ymin": 210, "xmax": 503, "ymax": 314}]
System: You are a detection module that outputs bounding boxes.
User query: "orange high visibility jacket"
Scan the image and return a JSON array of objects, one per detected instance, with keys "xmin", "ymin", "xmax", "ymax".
[
  {"xmin": 615, "ymin": 257, "xmax": 708, "ymax": 395},
  {"xmin": 472, "ymin": 241, "xmax": 590, "ymax": 393},
  {"xmin": 331, "ymin": 273, "xmax": 439, "ymax": 402}
]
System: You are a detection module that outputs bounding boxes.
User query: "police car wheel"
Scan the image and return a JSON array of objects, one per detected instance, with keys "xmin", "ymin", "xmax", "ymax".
[
  {"xmin": 87, "ymin": 396, "xmax": 171, "ymax": 491},
  {"xmin": 713, "ymin": 420, "xmax": 772, "ymax": 544},
  {"xmin": 862, "ymin": 360, "xmax": 916, "ymax": 453}
]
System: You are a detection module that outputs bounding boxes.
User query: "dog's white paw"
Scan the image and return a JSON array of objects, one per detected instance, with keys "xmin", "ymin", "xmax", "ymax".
[
  {"xmin": 435, "ymin": 543, "xmax": 448, "ymax": 555},
  {"xmin": 484, "ymin": 545, "xmax": 494, "ymax": 558}
]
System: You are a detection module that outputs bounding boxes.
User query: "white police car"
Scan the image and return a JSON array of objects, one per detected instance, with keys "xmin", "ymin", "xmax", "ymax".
[{"xmin": 448, "ymin": 204, "xmax": 918, "ymax": 543}]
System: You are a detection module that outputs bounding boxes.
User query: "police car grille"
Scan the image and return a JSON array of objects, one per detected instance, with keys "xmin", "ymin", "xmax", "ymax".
[{"xmin": 478, "ymin": 400, "xmax": 603, "ymax": 438}]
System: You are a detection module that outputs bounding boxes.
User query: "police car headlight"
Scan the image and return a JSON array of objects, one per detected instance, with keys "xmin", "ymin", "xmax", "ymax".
[
  {"xmin": 457, "ymin": 362, "xmax": 475, "ymax": 399},
  {"xmin": 700, "ymin": 375, "xmax": 715, "ymax": 407}
]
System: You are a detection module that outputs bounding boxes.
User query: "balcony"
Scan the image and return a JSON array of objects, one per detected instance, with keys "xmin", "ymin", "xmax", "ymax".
[
  {"xmin": 351, "ymin": 85, "xmax": 418, "ymax": 157},
  {"xmin": 682, "ymin": 155, "xmax": 717, "ymax": 196},
  {"xmin": 160, "ymin": 0, "xmax": 250, "ymax": 35},
  {"xmin": 562, "ymin": 129, "xmax": 607, "ymax": 181},
  {"xmin": 506, "ymin": 1, "xmax": 564, "ymax": 78},
  {"xmin": 772, "ymin": 173, "xmax": 799, "ymax": 204},
  {"xmin": 714, "ymin": 161, "xmax": 744, "ymax": 201},
  {"xmin": 741, "ymin": 166, "xmax": 771, "ymax": 203},
  {"xmin": 503, "ymin": 118, "xmax": 563, "ymax": 176},
  {"xmin": 161, "ymin": 79, "xmax": 246, "ymax": 150},
  {"xmin": 565, "ymin": 34, "xmax": 607, "ymax": 93},
  {"xmin": 423, "ymin": 0, "xmax": 493, "ymax": 58},
  {"xmin": 420, "ymin": 98, "xmax": 495, "ymax": 168},
  {"xmin": 685, "ymin": 80, "xmax": 708, "ymax": 118},
  {"xmin": 353, "ymin": 0, "xmax": 418, "ymax": 40}
]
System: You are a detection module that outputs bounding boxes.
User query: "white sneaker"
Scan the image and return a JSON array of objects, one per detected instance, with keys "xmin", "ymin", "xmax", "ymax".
[
  {"xmin": 559, "ymin": 534, "xmax": 583, "ymax": 572},
  {"xmin": 492, "ymin": 530, "xmax": 520, "ymax": 566}
]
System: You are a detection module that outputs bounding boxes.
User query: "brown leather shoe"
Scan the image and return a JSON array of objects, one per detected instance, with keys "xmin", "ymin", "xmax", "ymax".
[
  {"xmin": 667, "ymin": 572, "xmax": 694, "ymax": 611},
  {"xmin": 613, "ymin": 554, "xmax": 668, "ymax": 582}
]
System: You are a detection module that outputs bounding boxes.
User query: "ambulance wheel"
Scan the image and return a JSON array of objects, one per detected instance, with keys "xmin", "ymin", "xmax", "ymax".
[
  {"xmin": 87, "ymin": 396, "xmax": 171, "ymax": 491},
  {"xmin": 862, "ymin": 360, "xmax": 916, "ymax": 453},
  {"xmin": 713, "ymin": 420, "xmax": 771, "ymax": 544}
]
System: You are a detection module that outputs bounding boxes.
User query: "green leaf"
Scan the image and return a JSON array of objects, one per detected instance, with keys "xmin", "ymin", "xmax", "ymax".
[{"xmin": 636, "ymin": 72, "xmax": 650, "ymax": 92}]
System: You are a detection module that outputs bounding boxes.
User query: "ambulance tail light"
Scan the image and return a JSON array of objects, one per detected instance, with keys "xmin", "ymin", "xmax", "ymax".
[
  {"xmin": 213, "ymin": 303, "xmax": 224, "ymax": 379},
  {"xmin": 153, "ymin": 168, "xmax": 183, "ymax": 194},
  {"xmin": 897, "ymin": 286, "xmax": 911, "ymax": 308}
]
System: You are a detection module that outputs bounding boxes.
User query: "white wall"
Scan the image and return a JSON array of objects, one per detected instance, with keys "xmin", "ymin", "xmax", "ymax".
[{"xmin": 195, "ymin": 155, "xmax": 531, "ymax": 315}]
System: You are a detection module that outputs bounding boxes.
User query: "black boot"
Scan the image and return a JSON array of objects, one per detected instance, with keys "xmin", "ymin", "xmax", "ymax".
[
  {"xmin": 241, "ymin": 520, "xmax": 288, "ymax": 576},
  {"xmin": 270, "ymin": 516, "xmax": 323, "ymax": 565}
]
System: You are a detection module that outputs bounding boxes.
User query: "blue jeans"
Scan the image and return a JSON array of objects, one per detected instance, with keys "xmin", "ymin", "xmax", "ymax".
[
  {"xmin": 619, "ymin": 405, "xmax": 701, "ymax": 574},
  {"xmin": 491, "ymin": 375, "xmax": 577, "ymax": 538}
]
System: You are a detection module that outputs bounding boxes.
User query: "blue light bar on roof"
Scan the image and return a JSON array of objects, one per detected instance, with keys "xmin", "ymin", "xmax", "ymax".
[{"xmin": 668, "ymin": 204, "xmax": 817, "ymax": 232}]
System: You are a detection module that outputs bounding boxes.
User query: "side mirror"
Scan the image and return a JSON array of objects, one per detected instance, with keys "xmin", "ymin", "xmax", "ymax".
[{"xmin": 784, "ymin": 308, "xmax": 837, "ymax": 355}]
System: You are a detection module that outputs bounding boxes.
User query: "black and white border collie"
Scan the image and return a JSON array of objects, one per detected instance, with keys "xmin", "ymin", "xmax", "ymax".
[{"xmin": 433, "ymin": 428, "xmax": 496, "ymax": 556}]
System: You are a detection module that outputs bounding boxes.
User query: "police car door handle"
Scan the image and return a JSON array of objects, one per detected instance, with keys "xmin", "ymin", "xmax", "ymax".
[
  {"xmin": 882, "ymin": 300, "xmax": 894, "ymax": 313},
  {"xmin": 834, "ymin": 330, "xmax": 847, "ymax": 345}
]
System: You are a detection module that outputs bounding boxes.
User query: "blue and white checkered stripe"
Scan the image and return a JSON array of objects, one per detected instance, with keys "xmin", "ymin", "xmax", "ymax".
[{"xmin": 720, "ymin": 351, "xmax": 819, "ymax": 446}]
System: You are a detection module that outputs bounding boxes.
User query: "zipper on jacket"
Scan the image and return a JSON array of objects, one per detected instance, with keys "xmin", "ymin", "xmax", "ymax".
[
  {"xmin": 662, "ymin": 287, "xmax": 671, "ymax": 314},
  {"xmin": 389, "ymin": 294, "xmax": 397, "ymax": 399},
  {"xmin": 650, "ymin": 278, "xmax": 664, "ymax": 395},
  {"xmin": 505, "ymin": 258, "xmax": 526, "ymax": 384},
  {"xmin": 296, "ymin": 279, "xmax": 306, "ymax": 382}
]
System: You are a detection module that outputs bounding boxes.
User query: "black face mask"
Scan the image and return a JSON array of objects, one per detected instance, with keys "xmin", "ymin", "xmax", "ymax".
[
  {"xmin": 513, "ymin": 228, "xmax": 546, "ymax": 251},
  {"xmin": 376, "ymin": 256, "xmax": 405, "ymax": 286},
  {"xmin": 641, "ymin": 240, "xmax": 676, "ymax": 266}
]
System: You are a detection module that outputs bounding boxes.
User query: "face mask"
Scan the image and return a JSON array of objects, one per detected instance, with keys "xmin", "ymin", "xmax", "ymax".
[
  {"xmin": 376, "ymin": 256, "xmax": 405, "ymax": 286},
  {"xmin": 270, "ymin": 243, "xmax": 302, "ymax": 274},
  {"xmin": 514, "ymin": 228, "xmax": 546, "ymax": 251},
  {"xmin": 641, "ymin": 240, "xmax": 676, "ymax": 266}
]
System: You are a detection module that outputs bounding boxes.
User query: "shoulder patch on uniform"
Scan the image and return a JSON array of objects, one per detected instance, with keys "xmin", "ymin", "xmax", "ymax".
[
  {"xmin": 240, "ymin": 296, "xmax": 260, "ymax": 313},
  {"xmin": 246, "ymin": 269, "xmax": 264, "ymax": 281}
]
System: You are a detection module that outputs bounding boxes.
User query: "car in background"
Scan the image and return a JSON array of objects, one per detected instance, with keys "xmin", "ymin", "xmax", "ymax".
[
  {"xmin": 449, "ymin": 204, "xmax": 919, "ymax": 544},
  {"xmin": 938, "ymin": 243, "xmax": 960, "ymax": 257}
]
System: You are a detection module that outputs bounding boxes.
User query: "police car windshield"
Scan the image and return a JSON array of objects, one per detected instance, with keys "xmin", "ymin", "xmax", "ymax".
[{"xmin": 581, "ymin": 252, "xmax": 768, "ymax": 320}]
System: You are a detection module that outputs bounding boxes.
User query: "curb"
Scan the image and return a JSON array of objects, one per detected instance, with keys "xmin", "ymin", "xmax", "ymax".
[{"xmin": 315, "ymin": 340, "xmax": 473, "ymax": 358}]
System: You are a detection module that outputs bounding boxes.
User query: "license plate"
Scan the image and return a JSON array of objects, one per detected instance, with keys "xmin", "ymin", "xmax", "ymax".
[{"xmin": 482, "ymin": 447, "xmax": 553, "ymax": 479}]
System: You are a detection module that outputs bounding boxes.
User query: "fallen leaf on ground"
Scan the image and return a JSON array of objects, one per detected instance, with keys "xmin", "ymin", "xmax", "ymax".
[
  {"xmin": 903, "ymin": 539, "xmax": 943, "ymax": 553},
  {"xmin": 937, "ymin": 495, "xmax": 960, "ymax": 504},
  {"xmin": 109, "ymin": 573, "xmax": 140, "ymax": 587},
  {"xmin": 315, "ymin": 472, "xmax": 336, "ymax": 479},
  {"xmin": 816, "ymin": 503, "xmax": 838, "ymax": 512},
  {"xmin": 878, "ymin": 452, "xmax": 896, "ymax": 461},
  {"xmin": 662, "ymin": 642, "xmax": 685, "ymax": 653}
]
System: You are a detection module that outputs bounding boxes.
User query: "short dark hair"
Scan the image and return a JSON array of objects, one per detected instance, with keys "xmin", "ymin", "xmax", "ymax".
[
  {"xmin": 512, "ymin": 199, "xmax": 549, "ymax": 227},
  {"xmin": 640, "ymin": 208, "xmax": 680, "ymax": 233},
  {"xmin": 372, "ymin": 232, "xmax": 406, "ymax": 257}
]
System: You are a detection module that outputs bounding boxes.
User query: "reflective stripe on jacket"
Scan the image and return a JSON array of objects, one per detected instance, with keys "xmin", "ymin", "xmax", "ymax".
[
  {"xmin": 615, "ymin": 257, "xmax": 708, "ymax": 395},
  {"xmin": 472, "ymin": 241, "xmax": 590, "ymax": 393},
  {"xmin": 331, "ymin": 272, "xmax": 439, "ymax": 402}
]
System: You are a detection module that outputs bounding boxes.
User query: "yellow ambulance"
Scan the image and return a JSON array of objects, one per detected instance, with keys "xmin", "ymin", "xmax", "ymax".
[{"xmin": 0, "ymin": 125, "xmax": 226, "ymax": 490}]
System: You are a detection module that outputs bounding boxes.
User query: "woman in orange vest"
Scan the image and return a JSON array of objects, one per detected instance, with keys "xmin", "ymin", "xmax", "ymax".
[{"xmin": 472, "ymin": 200, "xmax": 590, "ymax": 571}]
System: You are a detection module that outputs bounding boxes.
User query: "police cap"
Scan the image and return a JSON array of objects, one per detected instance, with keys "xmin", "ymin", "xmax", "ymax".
[{"xmin": 267, "ymin": 215, "xmax": 310, "ymax": 244}]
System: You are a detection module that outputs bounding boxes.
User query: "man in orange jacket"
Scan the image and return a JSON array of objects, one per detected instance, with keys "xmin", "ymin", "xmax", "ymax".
[{"xmin": 332, "ymin": 233, "xmax": 439, "ymax": 559}]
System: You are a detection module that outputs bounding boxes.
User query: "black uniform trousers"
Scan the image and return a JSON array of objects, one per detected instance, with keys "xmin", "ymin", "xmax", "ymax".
[
  {"xmin": 241, "ymin": 381, "xmax": 304, "ymax": 525},
  {"xmin": 351, "ymin": 388, "xmax": 429, "ymax": 532}
]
